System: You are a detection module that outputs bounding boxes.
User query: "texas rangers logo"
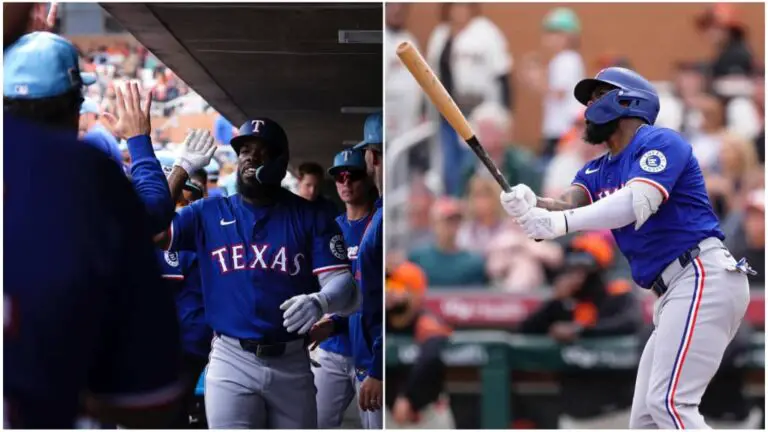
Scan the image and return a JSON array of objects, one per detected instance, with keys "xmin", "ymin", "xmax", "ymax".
[
  {"xmin": 251, "ymin": 120, "xmax": 266, "ymax": 133},
  {"xmin": 164, "ymin": 251, "xmax": 180, "ymax": 267},
  {"xmin": 639, "ymin": 150, "xmax": 667, "ymax": 173},
  {"xmin": 330, "ymin": 234, "xmax": 346, "ymax": 260}
]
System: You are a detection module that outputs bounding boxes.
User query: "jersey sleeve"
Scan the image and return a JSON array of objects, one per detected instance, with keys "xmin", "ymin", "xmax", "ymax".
[
  {"xmin": 87, "ymin": 159, "xmax": 183, "ymax": 408},
  {"xmin": 166, "ymin": 198, "xmax": 204, "ymax": 252},
  {"xmin": 126, "ymin": 135, "xmax": 174, "ymax": 235},
  {"xmin": 626, "ymin": 131, "xmax": 692, "ymax": 201},
  {"xmin": 571, "ymin": 166, "xmax": 595, "ymax": 204},
  {"xmin": 310, "ymin": 206, "xmax": 351, "ymax": 275}
]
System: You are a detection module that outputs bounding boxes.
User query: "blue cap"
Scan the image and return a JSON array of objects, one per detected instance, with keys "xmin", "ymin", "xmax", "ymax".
[
  {"xmin": 4, "ymin": 32, "xmax": 96, "ymax": 99},
  {"xmin": 328, "ymin": 149, "xmax": 366, "ymax": 176},
  {"xmin": 353, "ymin": 112, "xmax": 382, "ymax": 151},
  {"xmin": 79, "ymin": 97, "xmax": 100, "ymax": 115}
]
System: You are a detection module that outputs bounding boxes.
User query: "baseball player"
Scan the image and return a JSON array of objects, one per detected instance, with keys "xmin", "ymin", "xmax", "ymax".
[
  {"xmin": 500, "ymin": 67, "xmax": 754, "ymax": 429},
  {"xmin": 352, "ymin": 113, "xmax": 385, "ymax": 425},
  {"xmin": 4, "ymin": 30, "xmax": 183, "ymax": 428},
  {"xmin": 154, "ymin": 153, "xmax": 212, "ymax": 428},
  {"xmin": 154, "ymin": 118, "xmax": 361, "ymax": 428},
  {"xmin": 311, "ymin": 149, "xmax": 375, "ymax": 428}
]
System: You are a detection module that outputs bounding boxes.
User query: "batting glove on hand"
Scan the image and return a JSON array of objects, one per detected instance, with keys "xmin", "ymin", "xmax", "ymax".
[
  {"xmin": 517, "ymin": 207, "xmax": 567, "ymax": 240},
  {"xmin": 280, "ymin": 293, "xmax": 326, "ymax": 335},
  {"xmin": 174, "ymin": 129, "xmax": 217, "ymax": 175},
  {"xmin": 500, "ymin": 184, "xmax": 537, "ymax": 218}
]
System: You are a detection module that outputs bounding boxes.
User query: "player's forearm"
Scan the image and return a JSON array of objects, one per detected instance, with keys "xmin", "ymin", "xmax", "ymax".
[
  {"xmin": 316, "ymin": 269, "xmax": 360, "ymax": 316},
  {"xmin": 536, "ymin": 186, "xmax": 590, "ymax": 211},
  {"xmin": 167, "ymin": 166, "xmax": 190, "ymax": 204},
  {"xmin": 127, "ymin": 135, "xmax": 174, "ymax": 234},
  {"xmin": 369, "ymin": 334, "xmax": 383, "ymax": 380},
  {"xmin": 563, "ymin": 187, "xmax": 636, "ymax": 232}
]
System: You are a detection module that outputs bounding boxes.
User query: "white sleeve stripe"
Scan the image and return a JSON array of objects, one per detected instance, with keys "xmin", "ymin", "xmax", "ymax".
[
  {"xmin": 89, "ymin": 380, "xmax": 184, "ymax": 409},
  {"xmin": 167, "ymin": 222, "xmax": 175, "ymax": 251},
  {"xmin": 627, "ymin": 177, "xmax": 670, "ymax": 201},
  {"xmin": 572, "ymin": 182, "xmax": 593, "ymax": 204},
  {"xmin": 313, "ymin": 264, "xmax": 350, "ymax": 274}
]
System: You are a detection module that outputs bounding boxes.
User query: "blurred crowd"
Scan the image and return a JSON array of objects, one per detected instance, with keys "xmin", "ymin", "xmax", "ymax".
[{"xmin": 385, "ymin": 3, "xmax": 765, "ymax": 294}]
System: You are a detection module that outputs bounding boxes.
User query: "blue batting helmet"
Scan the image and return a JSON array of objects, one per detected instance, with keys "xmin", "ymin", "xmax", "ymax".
[
  {"xmin": 328, "ymin": 149, "xmax": 366, "ymax": 177},
  {"xmin": 574, "ymin": 67, "xmax": 660, "ymax": 125},
  {"xmin": 353, "ymin": 112, "xmax": 383, "ymax": 151},
  {"xmin": 230, "ymin": 118, "xmax": 289, "ymax": 185}
]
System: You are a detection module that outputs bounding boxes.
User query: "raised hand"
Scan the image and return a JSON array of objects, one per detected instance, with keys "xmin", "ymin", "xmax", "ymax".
[{"xmin": 102, "ymin": 81, "xmax": 153, "ymax": 140}]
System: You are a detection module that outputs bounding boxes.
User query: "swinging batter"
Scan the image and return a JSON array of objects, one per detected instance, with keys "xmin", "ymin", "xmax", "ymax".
[{"xmin": 500, "ymin": 67, "xmax": 754, "ymax": 429}]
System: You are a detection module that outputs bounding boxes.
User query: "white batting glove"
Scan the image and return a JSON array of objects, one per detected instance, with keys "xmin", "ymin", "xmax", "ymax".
[
  {"xmin": 500, "ymin": 184, "xmax": 537, "ymax": 219},
  {"xmin": 280, "ymin": 293, "xmax": 326, "ymax": 335},
  {"xmin": 517, "ymin": 207, "xmax": 567, "ymax": 240},
  {"xmin": 174, "ymin": 129, "xmax": 217, "ymax": 175}
]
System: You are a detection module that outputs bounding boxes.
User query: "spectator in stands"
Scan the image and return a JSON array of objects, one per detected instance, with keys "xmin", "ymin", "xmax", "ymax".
[
  {"xmin": 705, "ymin": 132, "xmax": 760, "ymax": 218},
  {"xmin": 657, "ymin": 62, "xmax": 709, "ymax": 135},
  {"xmin": 688, "ymin": 94, "xmax": 728, "ymax": 172},
  {"xmin": 385, "ymin": 256, "xmax": 455, "ymax": 429},
  {"xmin": 408, "ymin": 197, "xmax": 489, "ymax": 287},
  {"xmin": 695, "ymin": 3, "xmax": 754, "ymax": 79},
  {"xmin": 404, "ymin": 175, "xmax": 436, "ymax": 252},
  {"xmin": 726, "ymin": 66, "xmax": 765, "ymax": 162},
  {"xmin": 457, "ymin": 176, "xmax": 513, "ymax": 256},
  {"xmin": 723, "ymin": 189, "xmax": 765, "ymax": 286},
  {"xmin": 542, "ymin": 108, "xmax": 606, "ymax": 198},
  {"xmin": 426, "ymin": 3, "xmax": 512, "ymax": 196},
  {"xmin": 520, "ymin": 7, "xmax": 585, "ymax": 159},
  {"xmin": 79, "ymin": 97, "xmax": 122, "ymax": 165},
  {"xmin": 385, "ymin": 3, "xmax": 422, "ymax": 142},
  {"xmin": 517, "ymin": 233, "xmax": 642, "ymax": 341},
  {"xmin": 458, "ymin": 102, "xmax": 542, "ymax": 196}
]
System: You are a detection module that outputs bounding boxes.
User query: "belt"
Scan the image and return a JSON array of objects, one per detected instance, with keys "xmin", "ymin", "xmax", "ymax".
[
  {"xmin": 217, "ymin": 333, "xmax": 308, "ymax": 358},
  {"xmin": 650, "ymin": 237, "xmax": 723, "ymax": 296}
]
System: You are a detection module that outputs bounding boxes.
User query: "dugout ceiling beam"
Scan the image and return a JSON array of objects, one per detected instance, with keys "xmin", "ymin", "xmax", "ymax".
[{"xmin": 100, "ymin": 2, "xmax": 382, "ymax": 166}]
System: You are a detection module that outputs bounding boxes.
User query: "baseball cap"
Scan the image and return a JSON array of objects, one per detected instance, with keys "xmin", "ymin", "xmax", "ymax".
[
  {"xmin": 4, "ymin": 32, "xmax": 97, "ymax": 100},
  {"xmin": 328, "ymin": 149, "xmax": 366, "ymax": 176},
  {"xmin": 353, "ymin": 112, "xmax": 383, "ymax": 151},
  {"xmin": 79, "ymin": 97, "xmax": 100, "ymax": 115},
  {"xmin": 542, "ymin": 7, "xmax": 581, "ymax": 34},
  {"xmin": 230, "ymin": 118, "xmax": 289, "ymax": 156}
]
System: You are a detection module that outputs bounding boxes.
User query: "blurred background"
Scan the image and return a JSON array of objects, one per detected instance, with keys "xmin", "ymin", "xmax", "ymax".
[{"xmin": 384, "ymin": 2, "xmax": 765, "ymax": 429}]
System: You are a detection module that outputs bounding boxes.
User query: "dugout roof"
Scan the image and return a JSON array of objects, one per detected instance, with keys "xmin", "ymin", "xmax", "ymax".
[{"xmin": 101, "ymin": 3, "xmax": 382, "ymax": 166}]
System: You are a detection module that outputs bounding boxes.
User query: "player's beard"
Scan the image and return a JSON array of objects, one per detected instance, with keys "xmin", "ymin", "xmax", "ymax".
[
  {"xmin": 583, "ymin": 118, "xmax": 620, "ymax": 145},
  {"xmin": 236, "ymin": 171, "xmax": 262, "ymax": 199}
]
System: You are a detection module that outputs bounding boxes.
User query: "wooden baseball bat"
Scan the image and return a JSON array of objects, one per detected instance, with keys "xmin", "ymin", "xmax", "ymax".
[{"xmin": 396, "ymin": 41, "xmax": 512, "ymax": 193}]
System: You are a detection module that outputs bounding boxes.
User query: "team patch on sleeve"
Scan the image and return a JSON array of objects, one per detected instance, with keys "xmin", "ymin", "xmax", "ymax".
[
  {"xmin": 164, "ymin": 251, "xmax": 179, "ymax": 267},
  {"xmin": 329, "ymin": 234, "xmax": 347, "ymax": 260},
  {"xmin": 639, "ymin": 150, "xmax": 667, "ymax": 173}
]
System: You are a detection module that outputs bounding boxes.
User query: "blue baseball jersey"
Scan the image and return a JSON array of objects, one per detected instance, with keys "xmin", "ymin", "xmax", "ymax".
[
  {"xmin": 156, "ymin": 250, "xmax": 212, "ymax": 358},
  {"xmin": 356, "ymin": 198, "xmax": 384, "ymax": 380},
  {"xmin": 320, "ymin": 212, "xmax": 374, "ymax": 357},
  {"xmin": 572, "ymin": 125, "xmax": 724, "ymax": 288},
  {"xmin": 165, "ymin": 189, "xmax": 350, "ymax": 342},
  {"xmin": 4, "ymin": 113, "xmax": 181, "ymax": 428}
]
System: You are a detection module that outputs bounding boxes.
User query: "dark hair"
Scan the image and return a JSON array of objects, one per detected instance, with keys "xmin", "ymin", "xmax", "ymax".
[
  {"xmin": 440, "ymin": 3, "xmax": 481, "ymax": 22},
  {"xmin": 4, "ymin": 89, "xmax": 82, "ymax": 129},
  {"xmin": 190, "ymin": 168, "xmax": 208, "ymax": 185},
  {"xmin": 297, "ymin": 162, "xmax": 324, "ymax": 180}
]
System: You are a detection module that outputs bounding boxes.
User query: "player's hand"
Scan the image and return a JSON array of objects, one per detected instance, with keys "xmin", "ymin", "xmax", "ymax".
[
  {"xmin": 103, "ymin": 81, "xmax": 152, "ymax": 140},
  {"xmin": 392, "ymin": 396, "xmax": 416, "ymax": 424},
  {"xmin": 500, "ymin": 184, "xmax": 537, "ymax": 219},
  {"xmin": 280, "ymin": 293, "xmax": 324, "ymax": 335},
  {"xmin": 549, "ymin": 322, "xmax": 581, "ymax": 343},
  {"xmin": 308, "ymin": 315, "xmax": 335, "ymax": 350},
  {"xmin": 517, "ymin": 207, "xmax": 567, "ymax": 240},
  {"xmin": 173, "ymin": 129, "xmax": 217, "ymax": 175},
  {"xmin": 358, "ymin": 376, "xmax": 383, "ymax": 412},
  {"xmin": 27, "ymin": 3, "xmax": 58, "ymax": 33}
]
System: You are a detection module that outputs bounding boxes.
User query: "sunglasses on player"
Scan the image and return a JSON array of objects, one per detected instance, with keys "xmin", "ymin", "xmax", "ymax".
[{"xmin": 333, "ymin": 170, "xmax": 365, "ymax": 184}]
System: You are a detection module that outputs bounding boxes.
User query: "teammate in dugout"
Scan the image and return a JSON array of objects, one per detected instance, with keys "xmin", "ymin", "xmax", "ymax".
[
  {"xmin": 310, "ymin": 149, "xmax": 376, "ymax": 428},
  {"xmin": 3, "ymin": 24, "xmax": 183, "ymax": 428},
  {"xmin": 153, "ymin": 118, "xmax": 361, "ymax": 429},
  {"xmin": 500, "ymin": 66, "xmax": 755, "ymax": 429}
]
